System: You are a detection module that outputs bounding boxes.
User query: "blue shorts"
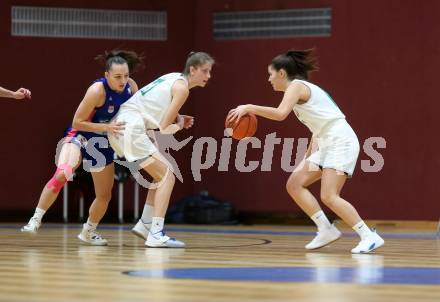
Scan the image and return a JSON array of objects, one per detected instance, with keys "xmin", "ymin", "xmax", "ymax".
[{"xmin": 64, "ymin": 127, "xmax": 114, "ymax": 169}]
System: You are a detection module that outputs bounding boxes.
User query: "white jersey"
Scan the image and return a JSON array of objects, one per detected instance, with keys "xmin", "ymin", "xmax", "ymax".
[
  {"xmin": 118, "ymin": 73, "xmax": 187, "ymax": 129},
  {"xmin": 292, "ymin": 79, "xmax": 345, "ymax": 136}
]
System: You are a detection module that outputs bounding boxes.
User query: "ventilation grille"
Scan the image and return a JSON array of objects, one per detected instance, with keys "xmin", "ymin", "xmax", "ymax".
[
  {"xmin": 213, "ymin": 8, "xmax": 331, "ymax": 40},
  {"xmin": 11, "ymin": 6, "xmax": 167, "ymax": 41}
]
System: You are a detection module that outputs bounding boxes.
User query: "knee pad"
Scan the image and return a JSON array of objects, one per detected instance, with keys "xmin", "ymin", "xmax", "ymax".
[{"xmin": 46, "ymin": 164, "xmax": 74, "ymax": 193}]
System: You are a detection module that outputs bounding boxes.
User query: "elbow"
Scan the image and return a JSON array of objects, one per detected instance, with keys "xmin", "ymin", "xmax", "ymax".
[
  {"xmin": 72, "ymin": 119, "xmax": 81, "ymax": 130},
  {"xmin": 277, "ymin": 115, "xmax": 286, "ymax": 122},
  {"xmin": 277, "ymin": 111, "xmax": 289, "ymax": 121}
]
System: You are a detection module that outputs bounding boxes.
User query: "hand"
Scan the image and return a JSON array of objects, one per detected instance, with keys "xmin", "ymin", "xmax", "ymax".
[
  {"xmin": 13, "ymin": 88, "xmax": 31, "ymax": 100},
  {"xmin": 106, "ymin": 120, "xmax": 126, "ymax": 138},
  {"xmin": 181, "ymin": 115, "xmax": 194, "ymax": 129},
  {"xmin": 176, "ymin": 114, "xmax": 185, "ymax": 130},
  {"xmin": 227, "ymin": 105, "xmax": 250, "ymax": 124}
]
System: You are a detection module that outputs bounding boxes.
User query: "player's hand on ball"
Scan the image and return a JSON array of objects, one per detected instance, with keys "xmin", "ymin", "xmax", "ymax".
[{"xmin": 227, "ymin": 105, "xmax": 249, "ymax": 124}]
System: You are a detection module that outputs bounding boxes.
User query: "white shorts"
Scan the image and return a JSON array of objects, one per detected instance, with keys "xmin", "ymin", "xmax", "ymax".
[
  {"xmin": 108, "ymin": 111, "xmax": 158, "ymax": 162},
  {"xmin": 307, "ymin": 119, "xmax": 360, "ymax": 177}
]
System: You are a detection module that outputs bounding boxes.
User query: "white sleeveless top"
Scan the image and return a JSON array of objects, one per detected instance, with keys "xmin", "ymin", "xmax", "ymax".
[
  {"xmin": 292, "ymin": 79, "xmax": 345, "ymax": 136},
  {"xmin": 118, "ymin": 73, "xmax": 187, "ymax": 129}
]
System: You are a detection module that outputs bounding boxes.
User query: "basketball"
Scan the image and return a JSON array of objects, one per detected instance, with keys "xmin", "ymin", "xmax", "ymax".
[{"xmin": 225, "ymin": 113, "xmax": 258, "ymax": 140}]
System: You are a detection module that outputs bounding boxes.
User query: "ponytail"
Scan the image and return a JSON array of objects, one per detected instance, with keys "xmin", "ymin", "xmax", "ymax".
[
  {"xmin": 271, "ymin": 48, "xmax": 318, "ymax": 80},
  {"xmin": 95, "ymin": 50, "xmax": 144, "ymax": 73}
]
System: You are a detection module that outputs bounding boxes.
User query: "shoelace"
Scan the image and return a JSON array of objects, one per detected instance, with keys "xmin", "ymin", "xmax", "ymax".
[
  {"xmin": 27, "ymin": 218, "xmax": 40, "ymax": 228},
  {"xmin": 152, "ymin": 230, "xmax": 166, "ymax": 237},
  {"xmin": 315, "ymin": 224, "xmax": 337, "ymax": 236},
  {"xmin": 88, "ymin": 230, "xmax": 103, "ymax": 240},
  {"xmin": 152, "ymin": 230, "xmax": 176, "ymax": 241}
]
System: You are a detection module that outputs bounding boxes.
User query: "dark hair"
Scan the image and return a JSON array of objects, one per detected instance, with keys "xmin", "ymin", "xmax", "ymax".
[
  {"xmin": 183, "ymin": 51, "xmax": 215, "ymax": 75},
  {"xmin": 95, "ymin": 50, "xmax": 144, "ymax": 73},
  {"xmin": 270, "ymin": 49, "xmax": 318, "ymax": 80}
]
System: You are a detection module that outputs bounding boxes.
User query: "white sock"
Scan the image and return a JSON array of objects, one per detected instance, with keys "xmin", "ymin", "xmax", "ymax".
[
  {"xmin": 352, "ymin": 221, "xmax": 373, "ymax": 239},
  {"xmin": 33, "ymin": 208, "xmax": 46, "ymax": 221},
  {"xmin": 84, "ymin": 218, "xmax": 98, "ymax": 231},
  {"xmin": 310, "ymin": 210, "xmax": 332, "ymax": 231},
  {"xmin": 150, "ymin": 217, "xmax": 165, "ymax": 235},
  {"xmin": 141, "ymin": 204, "xmax": 154, "ymax": 225}
]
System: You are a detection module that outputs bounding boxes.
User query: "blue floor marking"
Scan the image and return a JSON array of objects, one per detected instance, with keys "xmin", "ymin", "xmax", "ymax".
[{"xmin": 125, "ymin": 267, "xmax": 440, "ymax": 285}]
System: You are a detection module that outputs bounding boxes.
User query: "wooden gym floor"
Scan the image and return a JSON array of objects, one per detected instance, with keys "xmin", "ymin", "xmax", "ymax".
[{"xmin": 0, "ymin": 223, "xmax": 439, "ymax": 302}]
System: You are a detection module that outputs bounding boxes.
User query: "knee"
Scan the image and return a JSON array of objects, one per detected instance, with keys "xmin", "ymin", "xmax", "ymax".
[
  {"xmin": 320, "ymin": 192, "xmax": 339, "ymax": 208},
  {"xmin": 47, "ymin": 165, "xmax": 75, "ymax": 193},
  {"xmin": 53, "ymin": 172, "xmax": 67, "ymax": 183},
  {"xmin": 54, "ymin": 164, "xmax": 74, "ymax": 181},
  {"xmin": 152, "ymin": 168, "xmax": 175, "ymax": 185},
  {"xmin": 286, "ymin": 175, "xmax": 303, "ymax": 196},
  {"xmin": 95, "ymin": 192, "xmax": 112, "ymax": 204},
  {"xmin": 165, "ymin": 170, "xmax": 175, "ymax": 186}
]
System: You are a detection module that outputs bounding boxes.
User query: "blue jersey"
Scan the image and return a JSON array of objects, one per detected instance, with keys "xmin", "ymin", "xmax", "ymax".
[
  {"xmin": 87, "ymin": 77, "xmax": 132, "ymax": 125},
  {"xmin": 65, "ymin": 78, "xmax": 133, "ymax": 168}
]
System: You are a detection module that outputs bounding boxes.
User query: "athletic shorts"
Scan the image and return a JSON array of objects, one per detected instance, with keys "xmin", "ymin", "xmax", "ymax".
[
  {"xmin": 306, "ymin": 119, "xmax": 360, "ymax": 177},
  {"xmin": 64, "ymin": 127, "xmax": 114, "ymax": 169},
  {"xmin": 108, "ymin": 111, "xmax": 158, "ymax": 162}
]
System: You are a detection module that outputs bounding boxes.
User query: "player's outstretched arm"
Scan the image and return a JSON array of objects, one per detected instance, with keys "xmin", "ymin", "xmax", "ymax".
[{"xmin": 0, "ymin": 86, "xmax": 31, "ymax": 100}]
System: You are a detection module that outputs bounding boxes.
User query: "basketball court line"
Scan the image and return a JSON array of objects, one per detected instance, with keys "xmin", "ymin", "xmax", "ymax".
[{"xmin": 1, "ymin": 224, "xmax": 438, "ymax": 239}]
